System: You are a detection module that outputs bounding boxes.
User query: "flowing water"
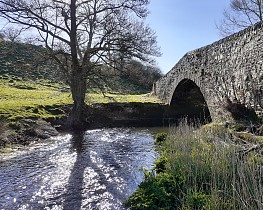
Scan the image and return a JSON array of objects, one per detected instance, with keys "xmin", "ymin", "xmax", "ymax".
[{"xmin": 0, "ymin": 128, "xmax": 159, "ymax": 210}]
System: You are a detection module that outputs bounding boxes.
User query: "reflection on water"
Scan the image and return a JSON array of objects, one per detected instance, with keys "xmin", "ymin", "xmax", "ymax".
[{"xmin": 0, "ymin": 128, "xmax": 158, "ymax": 210}]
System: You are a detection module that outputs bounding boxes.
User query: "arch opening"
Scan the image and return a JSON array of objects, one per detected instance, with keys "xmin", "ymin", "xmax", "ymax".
[{"xmin": 168, "ymin": 79, "xmax": 212, "ymax": 124}]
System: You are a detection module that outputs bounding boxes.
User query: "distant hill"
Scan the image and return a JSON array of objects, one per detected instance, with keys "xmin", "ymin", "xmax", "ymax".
[
  {"xmin": 0, "ymin": 41, "xmax": 63, "ymax": 82},
  {"xmin": 0, "ymin": 40, "xmax": 158, "ymax": 94}
]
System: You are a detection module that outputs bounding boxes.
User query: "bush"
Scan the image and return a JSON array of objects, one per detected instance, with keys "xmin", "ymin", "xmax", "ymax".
[
  {"xmin": 154, "ymin": 132, "xmax": 167, "ymax": 145},
  {"xmin": 182, "ymin": 190, "xmax": 210, "ymax": 210},
  {"xmin": 124, "ymin": 171, "xmax": 185, "ymax": 210},
  {"xmin": 154, "ymin": 155, "xmax": 167, "ymax": 173}
]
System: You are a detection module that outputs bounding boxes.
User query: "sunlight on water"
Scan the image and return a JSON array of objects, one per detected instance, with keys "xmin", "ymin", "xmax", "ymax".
[{"xmin": 0, "ymin": 128, "xmax": 158, "ymax": 210}]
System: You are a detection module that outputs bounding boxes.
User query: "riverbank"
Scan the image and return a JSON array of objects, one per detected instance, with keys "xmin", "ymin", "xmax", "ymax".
[
  {"xmin": 0, "ymin": 101, "xmax": 168, "ymax": 151},
  {"xmin": 125, "ymin": 121, "xmax": 263, "ymax": 210}
]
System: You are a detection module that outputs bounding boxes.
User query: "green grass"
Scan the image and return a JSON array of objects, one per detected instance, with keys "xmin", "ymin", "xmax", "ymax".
[
  {"xmin": 0, "ymin": 78, "xmax": 161, "ymax": 120},
  {"xmin": 0, "ymin": 79, "xmax": 72, "ymax": 120},
  {"xmin": 126, "ymin": 121, "xmax": 263, "ymax": 210},
  {"xmin": 85, "ymin": 93, "xmax": 160, "ymax": 104}
]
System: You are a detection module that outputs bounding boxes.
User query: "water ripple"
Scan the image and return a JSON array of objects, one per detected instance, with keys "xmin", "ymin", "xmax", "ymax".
[{"xmin": 0, "ymin": 128, "xmax": 158, "ymax": 210}]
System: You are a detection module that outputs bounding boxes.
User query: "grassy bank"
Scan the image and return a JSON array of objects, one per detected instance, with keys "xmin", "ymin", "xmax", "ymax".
[
  {"xmin": 0, "ymin": 78, "xmax": 160, "ymax": 121},
  {"xmin": 125, "ymin": 121, "xmax": 263, "ymax": 209}
]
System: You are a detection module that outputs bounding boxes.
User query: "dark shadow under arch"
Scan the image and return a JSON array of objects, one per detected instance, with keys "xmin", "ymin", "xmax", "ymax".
[{"xmin": 167, "ymin": 79, "xmax": 212, "ymax": 124}]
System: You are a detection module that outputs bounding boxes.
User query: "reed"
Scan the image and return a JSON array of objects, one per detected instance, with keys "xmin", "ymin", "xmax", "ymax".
[{"xmin": 165, "ymin": 120, "xmax": 263, "ymax": 209}]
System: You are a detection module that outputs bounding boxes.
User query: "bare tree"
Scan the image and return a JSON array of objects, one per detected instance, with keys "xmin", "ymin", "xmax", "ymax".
[
  {"xmin": 217, "ymin": 0, "xmax": 263, "ymax": 36},
  {"xmin": 0, "ymin": 26, "xmax": 24, "ymax": 42},
  {"xmin": 0, "ymin": 0, "xmax": 160, "ymax": 128}
]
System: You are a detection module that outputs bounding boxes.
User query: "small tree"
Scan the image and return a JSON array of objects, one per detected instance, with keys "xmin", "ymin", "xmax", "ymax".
[
  {"xmin": 217, "ymin": 0, "xmax": 263, "ymax": 36},
  {"xmin": 0, "ymin": 26, "xmax": 23, "ymax": 42},
  {"xmin": 0, "ymin": 0, "xmax": 160, "ymax": 128}
]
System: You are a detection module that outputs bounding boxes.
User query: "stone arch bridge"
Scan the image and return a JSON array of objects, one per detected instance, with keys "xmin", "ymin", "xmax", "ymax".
[{"xmin": 153, "ymin": 22, "xmax": 263, "ymax": 123}]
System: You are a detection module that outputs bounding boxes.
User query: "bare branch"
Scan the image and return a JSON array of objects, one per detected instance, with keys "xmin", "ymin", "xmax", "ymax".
[{"xmin": 218, "ymin": 0, "xmax": 263, "ymax": 36}]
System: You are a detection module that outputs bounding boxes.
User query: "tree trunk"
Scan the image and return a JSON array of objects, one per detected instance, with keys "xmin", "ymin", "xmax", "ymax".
[
  {"xmin": 68, "ymin": 68, "xmax": 88, "ymax": 129},
  {"xmin": 67, "ymin": 0, "xmax": 88, "ymax": 129}
]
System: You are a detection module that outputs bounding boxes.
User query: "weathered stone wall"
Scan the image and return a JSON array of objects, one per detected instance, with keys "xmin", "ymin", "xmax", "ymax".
[{"xmin": 153, "ymin": 22, "xmax": 263, "ymax": 121}]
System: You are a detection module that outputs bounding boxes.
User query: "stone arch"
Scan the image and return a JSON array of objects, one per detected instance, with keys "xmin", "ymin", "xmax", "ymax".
[{"xmin": 168, "ymin": 79, "xmax": 212, "ymax": 124}]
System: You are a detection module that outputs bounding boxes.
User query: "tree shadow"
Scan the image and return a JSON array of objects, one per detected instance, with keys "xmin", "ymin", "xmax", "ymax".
[
  {"xmin": 62, "ymin": 131, "xmax": 86, "ymax": 210},
  {"xmin": 62, "ymin": 130, "xmax": 128, "ymax": 210}
]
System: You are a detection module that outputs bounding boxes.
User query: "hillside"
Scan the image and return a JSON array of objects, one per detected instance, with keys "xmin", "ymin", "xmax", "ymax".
[
  {"xmin": 0, "ymin": 41, "xmax": 62, "ymax": 81},
  {"xmin": 0, "ymin": 40, "xmax": 155, "ymax": 94}
]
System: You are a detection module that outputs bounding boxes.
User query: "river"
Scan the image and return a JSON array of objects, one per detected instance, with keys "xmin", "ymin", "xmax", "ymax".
[{"xmin": 0, "ymin": 128, "xmax": 159, "ymax": 210}]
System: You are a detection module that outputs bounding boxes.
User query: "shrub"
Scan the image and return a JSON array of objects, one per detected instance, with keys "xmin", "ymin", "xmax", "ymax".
[
  {"xmin": 181, "ymin": 190, "xmax": 210, "ymax": 210},
  {"xmin": 154, "ymin": 155, "xmax": 167, "ymax": 173},
  {"xmin": 154, "ymin": 132, "xmax": 167, "ymax": 145},
  {"xmin": 124, "ymin": 171, "xmax": 185, "ymax": 210}
]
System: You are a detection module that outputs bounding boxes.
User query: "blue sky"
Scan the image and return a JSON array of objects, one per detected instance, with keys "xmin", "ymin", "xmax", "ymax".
[{"xmin": 146, "ymin": 0, "xmax": 230, "ymax": 73}]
